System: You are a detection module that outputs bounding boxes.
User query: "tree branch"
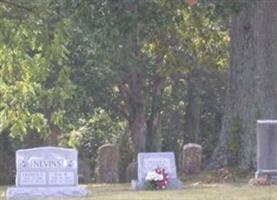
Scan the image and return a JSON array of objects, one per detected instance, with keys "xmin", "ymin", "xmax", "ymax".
[
  {"xmin": 118, "ymin": 82, "xmax": 133, "ymax": 117},
  {"xmin": 0, "ymin": 0, "xmax": 33, "ymax": 12}
]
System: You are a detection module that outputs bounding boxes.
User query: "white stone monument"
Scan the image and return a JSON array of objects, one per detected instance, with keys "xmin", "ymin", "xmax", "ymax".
[
  {"xmin": 132, "ymin": 152, "xmax": 183, "ymax": 190},
  {"xmin": 6, "ymin": 147, "xmax": 87, "ymax": 199},
  {"xmin": 256, "ymin": 120, "xmax": 277, "ymax": 183}
]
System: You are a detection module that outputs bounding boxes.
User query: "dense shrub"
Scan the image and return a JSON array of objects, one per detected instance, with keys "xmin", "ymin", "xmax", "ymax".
[
  {"xmin": 0, "ymin": 131, "xmax": 16, "ymax": 185},
  {"xmin": 68, "ymin": 109, "xmax": 126, "ymax": 181}
]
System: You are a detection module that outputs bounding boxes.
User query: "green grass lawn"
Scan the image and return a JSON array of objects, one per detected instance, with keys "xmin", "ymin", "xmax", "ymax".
[{"xmin": 2, "ymin": 183, "xmax": 277, "ymax": 200}]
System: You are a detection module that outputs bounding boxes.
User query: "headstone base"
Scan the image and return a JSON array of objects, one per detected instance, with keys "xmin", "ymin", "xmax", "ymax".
[
  {"xmin": 6, "ymin": 186, "xmax": 88, "ymax": 200},
  {"xmin": 131, "ymin": 178, "xmax": 183, "ymax": 190},
  {"xmin": 255, "ymin": 170, "xmax": 277, "ymax": 184}
]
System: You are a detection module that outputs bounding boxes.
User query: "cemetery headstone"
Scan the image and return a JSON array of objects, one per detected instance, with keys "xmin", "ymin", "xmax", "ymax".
[
  {"xmin": 6, "ymin": 146, "xmax": 87, "ymax": 199},
  {"xmin": 256, "ymin": 120, "xmax": 277, "ymax": 183},
  {"xmin": 96, "ymin": 144, "xmax": 119, "ymax": 183},
  {"xmin": 131, "ymin": 152, "xmax": 183, "ymax": 190},
  {"xmin": 78, "ymin": 158, "xmax": 92, "ymax": 183},
  {"xmin": 126, "ymin": 161, "xmax": 137, "ymax": 182},
  {"xmin": 181, "ymin": 143, "xmax": 202, "ymax": 176}
]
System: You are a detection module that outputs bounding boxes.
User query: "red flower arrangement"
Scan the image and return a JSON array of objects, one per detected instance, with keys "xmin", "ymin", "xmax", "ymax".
[{"xmin": 145, "ymin": 168, "xmax": 169, "ymax": 190}]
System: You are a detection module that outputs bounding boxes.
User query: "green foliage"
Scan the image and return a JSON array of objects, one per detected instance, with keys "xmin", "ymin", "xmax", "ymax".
[
  {"xmin": 118, "ymin": 131, "xmax": 134, "ymax": 182},
  {"xmin": 0, "ymin": 1, "xmax": 74, "ymax": 140},
  {"xmin": 0, "ymin": 151, "xmax": 15, "ymax": 184},
  {"xmin": 68, "ymin": 109, "xmax": 127, "ymax": 179},
  {"xmin": 141, "ymin": 2, "xmax": 229, "ymax": 73},
  {"xmin": 0, "ymin": 0, "xmax": 232, "ymax": 173},
  {"xmin": 68, "ymin": 0, "xmax": 229, "ymax": 104},
  {"xmin": 161, "ymin": 69, "xmax": 226, "ymax": 163},
  {"xmin": 0, "ymin": 129, "xmax": 18, "ymax": 185},
  {"xmin": 161, "ymin": 78, "xmax": 186, "ymax": 161},
  {"xmin": 144, "ymin": 181, "xmax": 157, "ymax": 191},
  {"xmin": 229, "ymin": 115, "xmax": 243, "ymax": 165},
  {"xmin": 67, "ymin": 0, "xmax": 229, "ymax": 154},
  {"xmin": 204, "ymin": 0, "xmax": 257, "ymax": 16},
  {"xmin": 198, "ymin": 70, "xmax": 226, "ymax": 160}
]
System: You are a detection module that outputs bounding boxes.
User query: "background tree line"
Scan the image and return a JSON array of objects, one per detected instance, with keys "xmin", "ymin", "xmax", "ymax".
[{"xmin": 1, "ymin": 0, "xmax": 270, "ymax": 183}]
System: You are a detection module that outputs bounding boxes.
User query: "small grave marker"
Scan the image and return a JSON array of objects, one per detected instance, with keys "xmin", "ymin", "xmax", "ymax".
[
  {"xmin": 132, "ymin": 152, "xmax": 182, "ymax": 190},
  {"xmin": 96, "ymin": 144, "xmax": 119, "ymax": 183},
  {"xmin": 181, "ymin": 143, "xmax": 202, "ymax": 176}
]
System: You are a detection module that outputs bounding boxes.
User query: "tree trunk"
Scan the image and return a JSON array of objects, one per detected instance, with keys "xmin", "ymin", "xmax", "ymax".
[
  {"xmin": 120, "ymin": 73, "xmax": 164, "ymax": 154},
  {"xmin": 210, "ymin": 0, "xmax": 277, "ymax": 169},
  {"xmin": 44, "ymin": 110, "xmax": 61, "ymax": 146},
  {"xmin": 129, "ymin": 112, "xmax": 147, "ymax": 153},
  {"xmin": 127, "ymin": 76, "xmax": 147, "ymax": 153},
  {"xmin": 146, "ymin": 77, "xmax": 164, "ymax": 152},
  {"xmin": 184, "ymin": 68, "xmax": 202, "ymax": 144}
]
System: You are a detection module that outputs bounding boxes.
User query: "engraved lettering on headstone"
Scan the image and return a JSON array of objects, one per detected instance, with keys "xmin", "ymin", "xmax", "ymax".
[
  {"xmin": 20, "ymin": 172, "xmax": 46, "ymax": 185},
  {"xmin": 48, "ymin": 172, "xmax": 74, "ymax": 185},
  {"xmin": 31, "ymin": 159, "xmax": 64, "ymax": 169}
]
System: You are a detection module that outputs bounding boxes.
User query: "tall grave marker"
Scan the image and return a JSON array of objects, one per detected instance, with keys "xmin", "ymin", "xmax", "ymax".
[
  {"xmin": 256, "ymin": 120, "xmax": 277, "ymax": 183},
  {"xmin": 6, "ymin": 147, "xmax": 87, "ymax": 199}
]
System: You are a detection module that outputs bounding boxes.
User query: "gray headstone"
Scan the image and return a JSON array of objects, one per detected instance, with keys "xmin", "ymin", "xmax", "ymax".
[
  {"xmin": 138, "ymin": 152, "xmax": 177, "ymax": 180},
  {"xmin": 6, "ymin": 147, "xmax": 87, "ymax": 199},
  {"xmin": 132, "ymin": 152, "xmax": 183, "ymax": 190},
  {"xmin": 181, "ymin": 143, "xmax": 202, "ymax": 176},
  {"xmin": 96, "ymin": 144, "xmax": 119, "ymax": 183},
  {"xmin": 256, "ymin": 120, "xmax": 277, "ymax": 183}
]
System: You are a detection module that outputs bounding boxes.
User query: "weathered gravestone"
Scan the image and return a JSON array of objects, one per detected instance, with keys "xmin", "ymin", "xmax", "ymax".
[
  {"xmin": 256, "ymin": 120, "xmax": 277, "ymax": 183},
  {"xmin": 96, "ymin": 144, "xmax": 119, "ymax": 183},
  {"xmin": 181, "ymin": 143, "xmax": 202, "ymax": 176},
  {"xmin": 6, "ymin": 147, "xmax": 87, "ymax": 199},
  {"xmin": 131, "ymin": 152, "xmax": 183, "ymax": 190}
]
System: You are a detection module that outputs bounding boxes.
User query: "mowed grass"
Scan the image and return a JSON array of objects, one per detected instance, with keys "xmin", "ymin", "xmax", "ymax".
[{"xmin": 2, "ymin": 183, "xmax": 277, "ymax": 200}]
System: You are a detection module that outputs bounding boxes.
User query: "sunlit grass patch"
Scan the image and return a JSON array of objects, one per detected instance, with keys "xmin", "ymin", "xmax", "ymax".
[{"xmin": 2, "ymin": 183, "xmax": 277, "ymax": 200}]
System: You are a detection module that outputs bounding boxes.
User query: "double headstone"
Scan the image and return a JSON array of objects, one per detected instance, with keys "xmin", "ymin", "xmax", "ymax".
[
  {"xmin": 6, "ymin": 147, "xmax": 87, "ymax": 199},
  {"xmin": 256, "ymin": 120, "xmax": 277, "ymax": 183},
  {"xmin": 131, "ymin": 152, "xmax": 183, "ymax": 190}
]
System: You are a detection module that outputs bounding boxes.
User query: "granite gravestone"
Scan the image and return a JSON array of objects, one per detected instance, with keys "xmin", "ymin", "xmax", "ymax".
[
  {"xmin": 96, "ymin": 144, "xmax": 119, "ymax": 183},
  {"xmin": 181, "ymin": 143, "xmax": 202, "ymax": 176},
  {"xmin": 256, "ymin": 120, "xmax": 277, "ymax": 183},
  {"xmin": 6, "ymin": 147, "xmax": 87, "ymax": 199},
  {"xmin": 131, "ymin": 152, "xmax": 183, "ymax": 190}
]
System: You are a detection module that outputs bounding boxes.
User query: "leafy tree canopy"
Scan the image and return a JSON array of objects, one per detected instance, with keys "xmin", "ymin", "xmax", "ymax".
[{"xmin": 0, "ymin": 1, "xmax": 74, "ymax": 140}]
